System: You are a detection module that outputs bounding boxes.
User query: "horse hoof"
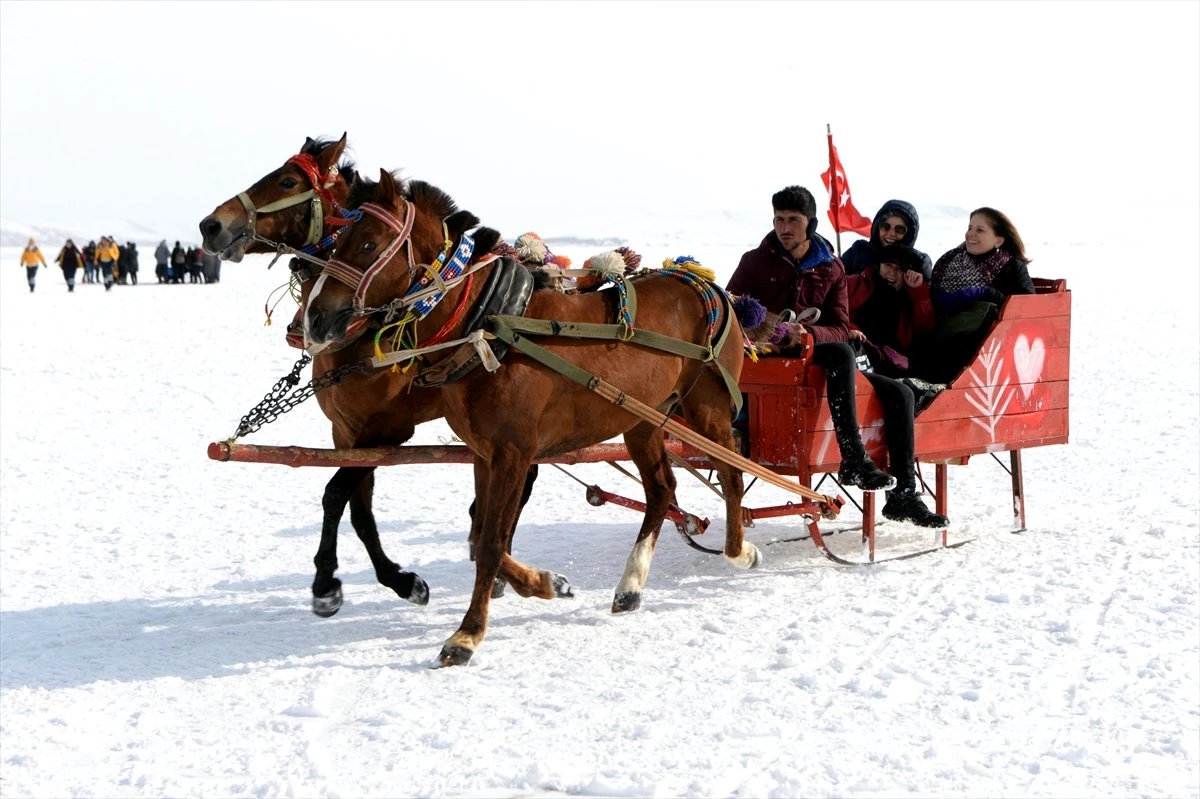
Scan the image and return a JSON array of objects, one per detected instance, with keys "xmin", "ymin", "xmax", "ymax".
[
  {"xmin": 727, "ymin": 543, "xmax": 762, "ymax": 570},
  {"xmin": 381, "ymin": 565, "xmax": 429, "ymax": 606},
  {"xmin": 491, "ymin": 577, "xmax": 507, "ymax": 599},
  {"xmin": 551, "ymin": 572, "xmax": 574, "ymax": 599},
  {"xmin": 611, "ymin": 591, "xmax": 641, "ymax": 614},
  {"xmin": 312, "ymin": 586, "xmax": 344, "ymax": 618},
  {"xmin": 438, "ymin": 644, "xmax": 474, "ymax": 667},
  {"xmin": 402, "ymin": 573, "xmax": 430, "ymax": 606}
]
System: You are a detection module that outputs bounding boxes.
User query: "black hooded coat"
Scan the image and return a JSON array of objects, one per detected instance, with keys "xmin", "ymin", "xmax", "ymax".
[{"xmin": 841, "ymin": 200, "xmax": 933, "ymax": 280}]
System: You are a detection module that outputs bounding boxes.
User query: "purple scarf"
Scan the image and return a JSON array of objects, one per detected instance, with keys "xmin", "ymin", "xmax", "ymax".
[{"xmin": 931, "ymin": 244, "xmax": 1011, "ymax": 296}]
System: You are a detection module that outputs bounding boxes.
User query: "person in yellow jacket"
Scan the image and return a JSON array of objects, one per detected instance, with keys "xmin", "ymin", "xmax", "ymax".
[
  {"xmin": 93, "ymin": 236, "xmax": 120, "ymax": 291},
  {"xmin": 20, "ymin": 238, "xmax": 47, "ymax": 293}
]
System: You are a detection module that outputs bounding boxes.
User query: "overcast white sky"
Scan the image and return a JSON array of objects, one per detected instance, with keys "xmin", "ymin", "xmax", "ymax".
[{"xmin": 2, "ymin": 1, "xmax": 1197, "ymax": 245}]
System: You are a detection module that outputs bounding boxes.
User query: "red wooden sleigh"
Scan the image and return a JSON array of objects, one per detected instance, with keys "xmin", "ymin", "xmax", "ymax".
[
  {"xmin": 210, "ymin": 278, "xmax": 1070, "ymax": 564},
  {"xmin": 720, "ymin": 277, "xmax": 1070, "ymax": 560}
]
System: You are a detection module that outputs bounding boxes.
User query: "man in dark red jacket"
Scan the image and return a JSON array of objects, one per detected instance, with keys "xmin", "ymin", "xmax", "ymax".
[{"xmin": 727, "ymin": 186, "xmax": 948, "ymax": 528}]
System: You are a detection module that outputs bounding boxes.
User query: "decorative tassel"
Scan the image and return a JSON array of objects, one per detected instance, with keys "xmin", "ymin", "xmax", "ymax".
[
  {"xmin": 582, "ymin": 251, "xmax": 627, "ymax": 282},
  {"xmin": 664, "ymin": 255, "xmax": 716, "ymax": 283},
  {"xmin": 264, "ymin": 281, "xmax": 297, "ymax": 327},
  {"xmin": 614, "ymin": 246, "xmax": 642, "ymax": 270},
  {"xmin": 514, "ymin": 232, "xmax": 549, "ymax": 265},
  {"xmin": 732, "ymin": 295, "xmax": 767, "ymax": 331}
]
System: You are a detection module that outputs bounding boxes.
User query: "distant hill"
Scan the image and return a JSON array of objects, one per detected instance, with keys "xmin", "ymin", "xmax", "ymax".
[{"xmin": 0, "ymin": 218, "xmax": 183, "ymax": 249}]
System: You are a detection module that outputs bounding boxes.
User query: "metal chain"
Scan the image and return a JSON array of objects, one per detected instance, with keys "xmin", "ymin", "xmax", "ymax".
[{"xmin": 230, "ymin": 354, "xmax": 372, "ymax": 440}]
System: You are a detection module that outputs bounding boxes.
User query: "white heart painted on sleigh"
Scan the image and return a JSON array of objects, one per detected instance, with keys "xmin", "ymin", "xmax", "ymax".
[{"xmin": 1012, "ymin": 334, "xmax": 1045, "ymax": 399}]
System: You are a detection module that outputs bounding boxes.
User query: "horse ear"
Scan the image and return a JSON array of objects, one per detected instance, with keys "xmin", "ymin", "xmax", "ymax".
[
  {"xmin": 301, "ymin": 136, "xmax": 317, "ymax": 154},
  {"xmin": 315, "ymin": 133, "xmax": 348, "ymax": 176},
  {"xmin": 378, "ymin": 169, "xmax": 397, "ymax": 206}
]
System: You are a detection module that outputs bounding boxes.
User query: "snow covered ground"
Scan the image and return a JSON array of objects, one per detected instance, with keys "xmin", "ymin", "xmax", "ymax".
[{"xmin": 1, "ymin": 219, "xmax": 1197, "ymax": 797}]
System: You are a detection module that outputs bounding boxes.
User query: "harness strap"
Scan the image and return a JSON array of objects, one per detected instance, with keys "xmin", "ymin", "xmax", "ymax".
[
  {"xmin": 615, "ymin": 274, "xmax": 637, "ymax": 340},
  {"xmin": 487, "ymin": 303, "xmax": 743, "ymax": 416},
  {"xmin": 479, "ymin": 325, "xmax": 833, "ymax": 507},
  {"xmin": 487, "ymin": 281, "xmax": 742, "ymax": 412}
]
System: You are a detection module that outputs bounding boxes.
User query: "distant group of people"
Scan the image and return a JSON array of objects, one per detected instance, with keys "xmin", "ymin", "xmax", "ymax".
[
  {"xmin": 154, "ymin": 240, "xmax": 221, "ymax": 285},
  {"xmin": 728, "ymin": 187, "xmax": 1034, "ymax": 530},
  {"xmin": 18, "ymin": 237, "xmax": 221, "ymax": 292}
]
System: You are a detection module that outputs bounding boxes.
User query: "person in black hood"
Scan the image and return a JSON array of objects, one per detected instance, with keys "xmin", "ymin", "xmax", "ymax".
[{"xmin": 841, "ymin": 199, "xmax": 933, "ymax": 281}]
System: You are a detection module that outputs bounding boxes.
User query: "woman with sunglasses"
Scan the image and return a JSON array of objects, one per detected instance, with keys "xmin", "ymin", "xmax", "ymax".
[{"xmin": 841, "ymin": 199, "xmax": 933, "ymax": 281}]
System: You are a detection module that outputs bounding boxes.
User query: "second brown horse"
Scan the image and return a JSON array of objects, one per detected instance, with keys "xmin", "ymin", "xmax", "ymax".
[{"xmin": 305, "ymin": 169, "xmax": 759, "ymax": 667}]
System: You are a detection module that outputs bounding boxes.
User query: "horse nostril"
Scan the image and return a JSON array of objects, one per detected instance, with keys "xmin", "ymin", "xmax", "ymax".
[{"xmin": 199, "ymin": 216, "xmax": 222, "ymax": 239}]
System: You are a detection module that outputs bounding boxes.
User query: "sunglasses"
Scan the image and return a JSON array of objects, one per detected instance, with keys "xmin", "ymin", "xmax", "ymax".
[{"xmin": 879, "ymin": 222, "xmax": 908, "ymax": 236}]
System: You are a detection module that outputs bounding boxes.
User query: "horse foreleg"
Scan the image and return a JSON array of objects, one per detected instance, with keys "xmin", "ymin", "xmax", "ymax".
[
  {"xmin": 312, "ymin": 466, "xmax": 370, "ymax": 617},
  {"xmin": 611, "ymin": 425, "xmax": 675, "ymax": 614},
  {"xmin": 440, "ymin": 452, "xmax": 566, "ymax": 667},
  {"xmin": 348, "ymin": 469, "xmax": 429, "ymax": 606},
  {"xmin": 469, "ymin": 465, "xmax": 539, "ymax": 599}
]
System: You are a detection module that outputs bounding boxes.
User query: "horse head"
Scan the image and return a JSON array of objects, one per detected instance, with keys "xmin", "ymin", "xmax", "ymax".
[
  {"xmin": 199, "ymin": 133, "xmax": 354, "ymax": 262},
  {"xmin": 303, "ymin": 168, "xmax": 498, "ymax": 355}
]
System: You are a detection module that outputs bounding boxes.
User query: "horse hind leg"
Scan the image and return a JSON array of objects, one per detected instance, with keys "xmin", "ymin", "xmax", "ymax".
[
  {"xmin": 682, "ymin": 383, "xmax": 759, "ymax": 571},
  {"xmin": 348, "ymin": 469, "xmax": 429, "ymax": 606},
  {"xmin": 611, "ymin": 423, "xmax": 675, "ymax": 614}
]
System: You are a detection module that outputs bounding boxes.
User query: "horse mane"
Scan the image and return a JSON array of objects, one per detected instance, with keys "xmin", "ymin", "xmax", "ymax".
[
  {"xmin": 346, "ymin": 171, "xmax": 463, "ymax": 219},
  {"xmin": 347, "ymin": 171, "xmax": 497, "ymax": 255},
  {"xmin": 474, "ymin": 226, "xmax": 503, "ymax": 255},
  {"xmin": 408, "ymin": 179, "xmax": 463, "ymax": 222}
]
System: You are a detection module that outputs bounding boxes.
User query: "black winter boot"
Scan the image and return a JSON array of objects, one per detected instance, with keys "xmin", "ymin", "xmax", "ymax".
[
  {"xmin": 882, "ymin": 489, "xmax": 949, "ymax": 528},
  {"xmin": 838, "ymin": 459, "xmax": 897, "ymax": 492}
]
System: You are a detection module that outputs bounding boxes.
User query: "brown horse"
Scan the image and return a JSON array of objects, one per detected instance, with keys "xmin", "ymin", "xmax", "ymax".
[
  {"xmin": 306, "ymin": 169, "xmax": 758, "ymax": 667},
  {"xmin": 199, "ymin": 135, "xmax": 449, "ymax": 615}
]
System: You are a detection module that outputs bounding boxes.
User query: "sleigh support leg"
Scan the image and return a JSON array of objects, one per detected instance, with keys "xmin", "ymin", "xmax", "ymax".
[
  {"xmin": 936, "ymin": 464, "xmax": 950, "ymax": 548},
  {"xmin": 1010, "ymin": 449, "xmax": 1027, "ymax": 532},
  {"xmin": 861, "ymin": 492, "xmax": 877, "ymax": 562}
]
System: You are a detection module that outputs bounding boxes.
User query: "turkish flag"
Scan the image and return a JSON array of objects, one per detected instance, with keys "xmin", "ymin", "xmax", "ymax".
[{"xmin": 820, "ymin": 142, "xmax": 873, "ymax": 238}]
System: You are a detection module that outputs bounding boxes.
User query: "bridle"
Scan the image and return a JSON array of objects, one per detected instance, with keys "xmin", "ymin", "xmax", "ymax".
[
  {"xmin": 320, "ymin": 199, "xmax": 491, "ymax": 321},
  {"xmin": 237, "ymin": 153, "xmax": 345, "ymax": 250}
]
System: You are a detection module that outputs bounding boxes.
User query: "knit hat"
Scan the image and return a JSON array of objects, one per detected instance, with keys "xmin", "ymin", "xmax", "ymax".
[{"xmin": 876, "ymin": 244, "xmax": 923, "ymax": 273}]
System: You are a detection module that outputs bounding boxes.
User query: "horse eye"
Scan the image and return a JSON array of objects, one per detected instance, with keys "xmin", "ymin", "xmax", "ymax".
[
  {"xmin": 281, "ymin": 177, "xmax": 298, "ymax": 189},
  {"xmin": 362, "ymin": 241, "xmax": 376, "ymax": 253}
]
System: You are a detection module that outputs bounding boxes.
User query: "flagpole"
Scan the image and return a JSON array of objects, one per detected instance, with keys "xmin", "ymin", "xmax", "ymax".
[{"xmin": 826, "ymin": 124, "xmax": 842, "ymax": 257}]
